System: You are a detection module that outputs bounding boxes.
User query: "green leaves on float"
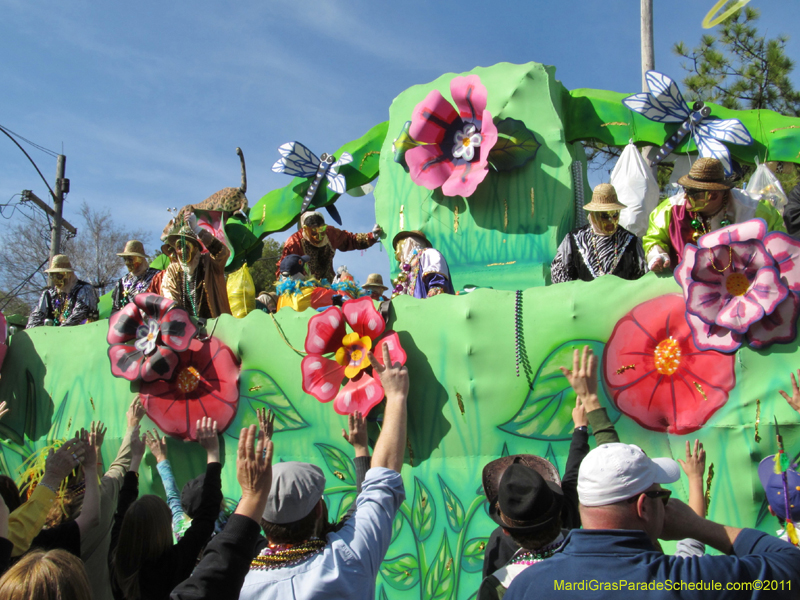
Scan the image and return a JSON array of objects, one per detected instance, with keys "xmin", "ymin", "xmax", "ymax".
[
  {"xmin": 380, "ymin": 554, "xmax": 420, "ymax": 591},
  {"xmin": 461, "ymin": 537, "xmax": 489, "ymax": 573},
  {"xmin": 423, "ymin": 532, "xmax": 455, "ymax": 600},
  {"xmin": 438, "ymin": 475, "xmax": 465, "ymax": 533},
  {"xmin": 226, "ymin": 369, "xmax": 308, "ymax": 439},
  {"xmin": 488, "ymin": 118, "xmax": 541, "ymax": 171},
  {"xmin": 314, "ymin": 443, "xmax": 356, "ymax": 487},
  {"xmin": 411, "ymin": 476, "xmax": 436, "ymax": 542}
]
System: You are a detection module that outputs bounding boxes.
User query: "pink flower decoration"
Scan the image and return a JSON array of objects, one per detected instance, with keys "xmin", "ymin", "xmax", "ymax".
[
  {"xmin": 107, "ymin": 293, "xmax": 198, "ymax": 382},
  {"xmin": 406, "ymin": 75, "xmax": 498, "ymax": 197},
  {"xmin": 604, "ymin": 294, "xmax": 736, "ymax": 434},
  {"xmin": 675, "ymin": 219, "xmax": 800, "ymax": 352},
  {"xmin": 301, "ymin": 296, "xmax": 406, "ymax": 416}
]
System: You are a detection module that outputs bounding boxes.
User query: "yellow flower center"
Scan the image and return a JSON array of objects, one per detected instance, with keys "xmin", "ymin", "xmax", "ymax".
[
  {"xmin": 462, "ymin": 137, "xmax": 471, "ymax": 147},
  {"xmin": 654, "ymin": 337, "xmax": 681, "ymax": 375},
  {"xmin": 334, "ymin": 332, "xmax": 373, "ymax": 378},
  {"xmin": 725, "ymin": 272, "xmax": 749, "ymax": 296},
  {"xmin": 176, "ymin": 366, "xmax": 201, "ymax": 394}
]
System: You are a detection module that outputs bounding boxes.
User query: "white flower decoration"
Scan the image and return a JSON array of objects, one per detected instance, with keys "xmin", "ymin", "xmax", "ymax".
[
  {"xmin": 134, "ymin": 317, "xmax": 160, "ymax": 355},
  {"xmin": 452, "ymin": 124, "xmax": 482, "ymax": 161}
]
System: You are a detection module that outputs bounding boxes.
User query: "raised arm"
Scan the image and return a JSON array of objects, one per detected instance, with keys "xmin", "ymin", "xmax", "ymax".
[
  {"xmin": 779, "ymin": 370, "xmax": 800, "ymax": 414},
  {"xmin": 368, "ymin": 344, "xmax": 409, "ymax": 473},
  {"xmin": 75, "ymin": 422, "xmax": 105, "ymax": 535}
]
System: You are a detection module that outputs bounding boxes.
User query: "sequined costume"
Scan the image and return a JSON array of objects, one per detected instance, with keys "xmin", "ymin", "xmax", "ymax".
[
  {"xmin": 27, "ymin": 280, "xmax": 99, "ymax": 328},
  {"xmin": 393, "ymin": 248, "xmax": 455, "ymax": 298},
  {"xmin": 111, "ymin": 267, "xmax": 161, "ymax": 313},
  {"xmin": 550, "ymin": 225, "xmax": 645, "ymax": 283},
  {"xmin": 277, "ymin": 226, "xmax": 379, "ymax": 282}
]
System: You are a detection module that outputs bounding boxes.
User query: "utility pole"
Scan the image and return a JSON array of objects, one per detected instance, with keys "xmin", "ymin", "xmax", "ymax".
[
  {"xmin": 641, "ymin": 0, "xmax": 655, "ymax": 91},
  {"xmin": 50, "ymin": 154, "xmax": 67, "ymax": 260}
]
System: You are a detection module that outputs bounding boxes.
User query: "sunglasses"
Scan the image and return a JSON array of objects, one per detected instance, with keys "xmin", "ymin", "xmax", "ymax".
[
  {"xmin": 304, "ymin": 224, "xmax": 327, "ymax": 234},
  {"xmin": 684, "ymin": 189, "xmax": 708, "ymax": 200},
  {"xmin": 627, "ymin": 489, "xmax": 672, "ymax": 507},
  {"xmin": 594, "ymin": 211, "xmax": 620, "ymax": 220}
]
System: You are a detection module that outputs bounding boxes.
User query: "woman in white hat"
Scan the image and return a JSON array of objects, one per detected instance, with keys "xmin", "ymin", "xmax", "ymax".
[
  {"xmin": 111, "ymin": 240, "xmax": 161, "ymax": 313},
  {"xmin": 27, "ymin": 255, "xmax": 99, "ymax": 328},
  {"xmin": 551, "ymin": 184, "xmax": 646, "ymax": 283}
]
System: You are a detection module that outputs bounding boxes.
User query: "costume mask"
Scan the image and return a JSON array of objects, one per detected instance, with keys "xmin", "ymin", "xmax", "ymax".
[
  {"xmin": 175, "ymin": 239, "xmax": 199, "ymax": 264},
  {"xmin": 123, "ymin": 256, "xmax": 145, "ymax": 274},
  {"xmin": 302, "ymin": 224, "xmax": 327, "ymax": 246},
  {"xmin": 395, "ymin": 237, "xmax": 423, "ymax": 264},
  {"xmin": 50, "ymin": 272, "xmax": 71, "ymax": 290},
  {"xmin": 685, "ymin": 189, "xmax": 711, "ymax": 212},
  {"xmin": 588, "ymin": 211, "xmax": 620, "ymax": 237}
]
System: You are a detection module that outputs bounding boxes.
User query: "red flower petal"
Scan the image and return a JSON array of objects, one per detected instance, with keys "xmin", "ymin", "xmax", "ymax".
[
  {"xmin": 603, "ymin": 294, "xmax": 736, "ymax": 434},
  {"xmin": 305, "ymin": 307, "xmax": 347, "ymax": 355},
  {"xmin": 409, "ymin": 89, "xmax": 458, "ymax": 144},
  {"xmin": 342, "ymin": 296, "xmax": 385, "ymax": 339},
  {"xmin": 333, "ymin": 371, "xmax": 384, "ymax": 417},
  {"xmin": 373, "ymin": 332, "xmax": 407, "ymax": 367},
  {"xmin": 301, "ymin": 355, "xmax": 345, "ymax": 403},
  {"xmin": 108, "ymin": 344, "xmax": 144, "ymax": 381},
  {"xmin": 160, "ymin": 308, "xmax": 198, "ymax": 352},
  {"xmin": 134, "ymin": 292, "xmax": 176, "ymax": 320},
  {"xmin": 107, "ymin": 302, "xmax": 143, "ymax": 345},
  {"xmin": 141, "ymin": 346, "xmax": 179, "ymax": 382},
  {"xmin": 407, "ymin": 144, "xmax": 454, "ymax": 191}
]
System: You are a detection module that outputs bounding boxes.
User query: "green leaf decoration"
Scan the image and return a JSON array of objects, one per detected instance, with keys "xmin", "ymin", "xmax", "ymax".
[
  {"xmin": 755, "ymin": 498, "xmax": 771, "ymax": 528},
  {"xmin": 411, "ymin": 476, "xmax": 436, "ymax": 542},
  {"xmin": 461, "ymin": 537, "xmax": 489, "ymax": 573},
  {"xmin": 380, "ymin": 553, "xmax": 420, "ymax": 591},
  {"xmin": 437, "ymin": 475, "xmax": 465, "ymax": 533},
  {"xmin": 378, "ymin": 585, "xmax": 388, "ymax": 600},
  {"xmin": 423, "ymin": 532, "xmax": 455, "ymax": 600},
  {"xmin": 544, "ymin": 443, "xmax": 560, "ymax": 473},
  {"xmin": 314, "ymin": 443, "xmax": 356, "ymax": 486},
  {"xmin": 227, "ymin": 369, "xmax": 308, "ymax": 439},
  {"xmin": 392, "ymin": 120, "xmax": 418, "ymax": 170},
  {"xmin": 498, "ymin": 340, "xmax": 619, "ymax": 441},
  {"xmin": 336, "ymin": 491, "xmax": 356, "ymax": 522},
  {"xmin": 488, "ymin": 118, "xmax": 541, "ymax": 172},
  {"xmin": 500, "ymin": 442, "xmax": 510, "ymax": 458},
  {"xmin": 390, "ymin": 511, "xmax": 403, "ymax": 545}
]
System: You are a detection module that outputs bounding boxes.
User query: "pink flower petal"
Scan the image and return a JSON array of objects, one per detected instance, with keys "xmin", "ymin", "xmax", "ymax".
[
  {"xmin": 690, "ymin": 247, "xmax": 729, "ymax": 285},
  {"xmin": 744, "ymin": 266, "xmax": 788, "ymax": 316},
  {"xmin": 304, "ymin": 307, "xmax": 347, "ymax": 355},
  {"xmin": 450, "ymin": 75, "xmax": 488, "ymax": 128},
  {"xmin": 698, "ymin": 218, "xmax": 767, "ymax": 248},
  {"xmin": 333, "ymin": 372, "xmax": 385, "ymax": 417},
  {"xmin": 409, "ymin": 89, "xmax": 459, "ymax": 144},
  {"xmin": 108, "ymin": 344, "xmax": 144, "ymax": 381},
  {"xmin": 478, "ymin": 109, "xmax": 498, "ymax": 164},
  {"xmin": 141, "ymin": 346, "xmax": 179, "ymax": 382},
  {"xmin": 107, "ymin": 303, "xmax": 143, "ymax": 345},
  {"xmin": 373, "ymin": 332, "xmax": 407, "ymax": 367},
  {"xmin": 685, "ymin": 312, "xmax": 742, "ymax": 352},
  {"xmin": 301, "ymin": 355, "xmax": 345, "ymax": 403},
  {"xmin": 342, "ymin": 296, "xmax": 385, "ymax": 340},
  {"xmin": 674, "ymin": 245, "xmax": 698, "ymax": 299},
  {"xmin": 729, "ymin": 240, "xmax": 772, "ymax": 281},
  {"xmin": 746, "ymin": 292, "xmax": 800, "ymax": 349},
  {"xmin": 764, "ymin": 231, "xmax": 800, "ymax": 292},
  {"xmin": 160, "ymin": 308, "xmax": 198, "ymax": 352},
  {"xmin": 715, "ymin": 293, "xmax": 764, "ymax": 334},
  {"xmin": 134, "ymin": 292, "xmax": 175, "ymax": 321},
  {"xmin": 441, "ymin": 159, "xmax": 490, "ymax": 197},
  {"xmin": 407, "ymin": 144, "xmax": 454, "ymax": 191}
]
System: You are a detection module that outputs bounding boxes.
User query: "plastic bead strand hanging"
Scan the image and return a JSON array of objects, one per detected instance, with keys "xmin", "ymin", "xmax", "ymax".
[{"xmin": 514, "ymin": 290, "xmax": 533, "ymax": 388}]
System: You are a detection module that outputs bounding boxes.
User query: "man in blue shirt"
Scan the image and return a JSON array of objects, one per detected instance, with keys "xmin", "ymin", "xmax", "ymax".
[{"xmin": 505, "ymin": 443, "xmax": 800, "ymax": 599}]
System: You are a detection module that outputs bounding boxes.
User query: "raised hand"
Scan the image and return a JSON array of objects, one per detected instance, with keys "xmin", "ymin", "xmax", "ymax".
[
  {"xmin": 778, "ymin": 370, "xmax": 800, "ymax": 413},
  {"xmin": 127, "ymin": 396, "xmax": 146, "ymax": 429},
  {"xmin": 196, "ymin": 417, "xmax": 220, "ymax": 463},
  {"xmin": 145, "ymin": 429, "xmax": 168, "ymax": 463},
  {"xmin": 369, "ymin": 342, "xmax": 409, "ymax": 401},
  {"xmin": 234, "ymin": 425, "xmax": 274, "ymax": 522},
  {"xmin": 677, "ymin": 439, "xmax": 706, "ymax": 479},
  {"xmin": 0, "ymin": 401, "xmax": 9, "ymax": 422},
  {"xmin": 41, "ymin": 438, "xmax": 85, "ymax": 490},
  {"xmin": 257, "ymin": 408, "xmax": 275, "ymax": 441},
  {"xmin": 129, "ymin": 425, "xmax": 146, "ymax": 473},
  {"xmin": 342, "ymin": 410, "xmax": 369, "ymax": 457},
  {"xmin": 572, "ymin": 397, "xmax": 588, "ymax": 429},
  {"xmin": 559, "ymin": 346, "xmax": 600, "ymax": 411}
]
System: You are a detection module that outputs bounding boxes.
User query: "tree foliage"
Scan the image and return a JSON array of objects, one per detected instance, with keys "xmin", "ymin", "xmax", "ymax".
[
  {"xmin": 249, "ymin": 237, "xmax": 283, "ymax": 295},
  {"xmin": 674, "ymin": 5, "xmax": 800, "ymax": 117}
]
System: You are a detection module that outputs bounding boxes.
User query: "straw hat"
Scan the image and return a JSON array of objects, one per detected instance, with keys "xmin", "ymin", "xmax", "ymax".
[
  {"xmin": 44, "ymin": 254, "xmax": 74, "ymax": 273},
  {"xmin": 392, "ymin": 230, "xmax": 431, "ymax": 250},
  {"xmin": 677, "ymin": 157, "xmax": 733, "ymax": 191},
  {"xmin": 117, "ymin": 240, "xmax": 149, "ymax": 259},
  {"xmin": 582, "ymin": 183, "xmax": 626, "ymax": 212},
  {"xmin": 362, "ymin": 273, "xmax": 388, "ymax": 292}
]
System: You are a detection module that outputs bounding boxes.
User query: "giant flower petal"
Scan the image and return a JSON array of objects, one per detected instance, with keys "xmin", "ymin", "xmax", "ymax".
[
  {"xmin": 333, "ymin": 371, "xmax": 384, "ymax": 417},
  {"xmin": 697, "ymin": 218, "xmax": 767, "ymax": 248},
  {"xmin": 342, "ymin": 296, "xmax": 385, "ymax": 339},
  {"xmin": 107, "ymin": 303, "xmax": 144, "ymax": 345},
  {"xmin": 301, "ymin": 355, "xmax": 345, "ymax": 403},
  {"xmin": 160, "ymin": 308, "xmax": 198, "ymax": 352},
  {"xmin": 686, "ymin": 311, "xmax": 743, "ymax": 353},
  {"xmin": 304, "ymin": 307, "xmax": 347, "ymax": 355},
  {"xmin": 746, "ymin": 292, "xmax": 800, "ymax": 349},
  {"xmin": 604, "ymin": 294, "xmax": 736, "ymax": 434},
  {"xmin": 764, "ymin": 231, "xmax": 800, "ymax": 292}
]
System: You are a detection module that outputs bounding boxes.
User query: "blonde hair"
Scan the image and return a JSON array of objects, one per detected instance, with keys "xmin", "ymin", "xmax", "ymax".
[{"xmin": 0, "ymin": 549, "xmax": 91, "ymax": 600}]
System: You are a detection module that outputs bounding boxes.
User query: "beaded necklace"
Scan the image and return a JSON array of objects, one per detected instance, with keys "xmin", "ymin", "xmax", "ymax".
[
  {"xmin": 689, "ymin": 197, "xmax": 731, "ymax": 242},
  {"xmin": 250, "ymin": 539, "xmax": 327, "ymax": 570},
  {"xmin": 590, "ymin": 231, "xmax": 621, "ymax": 276},
  {"xmin": 53, "ymin": 292, "xmax": 73, "ymax": 325},
  {"xmin": 509, "ymin": 537, "xmax": 564, "ymax": 566}
]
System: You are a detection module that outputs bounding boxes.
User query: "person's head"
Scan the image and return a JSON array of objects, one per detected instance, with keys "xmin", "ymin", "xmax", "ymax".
[
  {"xmin": 171, "ymin": 234, "xmax": 202, "ymax": 264},
  {"xmin": 301, "ymin": 212, "xmax": 327, "ymax": 245},
  {"xmin": 362, "ymin": 273, "xmax": 388, "ymax": 300},
  {"xmin": 677, "ymin": 157, "xmax": 733, "ymax": 214},
  {"xmin": 0, "ymin": 475, "xmax": 21, "ymax": 512},
  {"xmin": 45, "ymin": 255, "xmax": 75, "ymax": 291},
  {"xmin": 583, "ymin": 184, "xmax": 626, "ymax": 237},
  {"xmin": 260, "ymin": 462, "xmax": 326, "ymax": 544},
  {"xmin": 113, "ymin": 495, "xmax": 173, "ymax": 600},
  {"xmin": 758, "ymin": 455, "xmax": 800, "ymax": 526},
  {"xmin": 0, "ymin": 548, "xmax": 91, "ymax": 600},
  {"xmin": 279, "ymin": 254, "xmax": 311, "ymax": 280},
  {"xmin": 117, "ymin": 240, "xmax": 149, "ymax": 276},
  {"xmin": 577, "ymin": 443, "xmax": 680, "ymax": 546},
  {"xmin": 392, "ymin": 231, "xmax": 431, "ymax": 263}
]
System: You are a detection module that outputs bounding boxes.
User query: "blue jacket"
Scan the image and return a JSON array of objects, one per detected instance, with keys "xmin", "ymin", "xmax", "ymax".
[{"xmin": 505, "ymin": 528, "xmax": 800, "ymax": 599}]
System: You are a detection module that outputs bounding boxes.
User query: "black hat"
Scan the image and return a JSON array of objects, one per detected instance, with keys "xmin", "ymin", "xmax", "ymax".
[
  {"xmin": 181, "ymin": 474, "xmax": 205, "ymax": 517},
  {"xmin": 280, "ymin": 254, "xmax": 311, "ymax": 277},
  {"xmin": 490, "ymin": 460, "xmax": 563, "ymax": 534}
]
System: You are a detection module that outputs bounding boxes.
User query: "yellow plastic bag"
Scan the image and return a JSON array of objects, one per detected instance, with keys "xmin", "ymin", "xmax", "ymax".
[{"xmin": 226, "ymin": 264, "xmax": 255, "ymax": 318}]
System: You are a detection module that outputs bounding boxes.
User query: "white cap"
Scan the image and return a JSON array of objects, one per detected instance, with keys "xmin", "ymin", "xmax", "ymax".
[{"xmin": 578, "ymin": 443, "xmax": 681, "ymax": 506}]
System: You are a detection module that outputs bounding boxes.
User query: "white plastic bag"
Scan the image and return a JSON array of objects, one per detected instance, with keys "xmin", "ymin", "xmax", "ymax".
[
  {"xmin": 610, "ymin": 143, "xmax": 660, "ymax": 237},
  {"xmin": 746, "ymin": 161, "xmax": 787, "ymax": 215}
]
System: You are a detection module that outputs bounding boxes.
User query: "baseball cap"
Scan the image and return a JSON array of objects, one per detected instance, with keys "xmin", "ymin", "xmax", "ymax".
[
  {"xmin": 758, "ymin": 455, "xmax": 800, "ymax": 522},
  {"xmin": 280, "ymin": 254, "xmax": 311, "ymax": 277},
  {"xmin": 578, "ymin": 443, "xmax": 681, "ymax": 506},
  {"xmin": 262, "ymin": 462, "xmax": 326, "ymax": 524}
]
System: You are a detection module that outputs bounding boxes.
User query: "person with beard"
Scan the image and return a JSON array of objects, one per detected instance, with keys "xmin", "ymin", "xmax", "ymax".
[
  {"xmin": 550, "ymin": 184, "xmax": 646, "ymax": 283},
  {"xmin": 27, "ymin": 255, "xmax": 99, "ymax": 328},
  {"xmin": 276, "ymin": 212, "xmax": 382, "ymax": 282},
  {"xmin": 110, "ymin": 241, "xmax": 161, "ymax": 313}
]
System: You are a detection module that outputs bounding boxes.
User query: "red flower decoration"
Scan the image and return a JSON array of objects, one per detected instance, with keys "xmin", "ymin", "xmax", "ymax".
[
  {"xmin": 301, "ymin": 296, "xmax": 406, "ymax": 416},
  {"xmin": 603, "ymin": 294, "xmax": 736, "ymax": 434},
  {"xmin": 107, "ymin": 293, "xmax": 197, "ymax": 382},
  {"xmin": 140, "ymin": 336, "xmax": 240, "ymax": 440}
]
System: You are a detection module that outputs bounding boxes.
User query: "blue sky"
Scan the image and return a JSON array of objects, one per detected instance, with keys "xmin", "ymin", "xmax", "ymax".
[{"xmin": 2, "ymin": 0, "xmax": 799, "ymax": 287}]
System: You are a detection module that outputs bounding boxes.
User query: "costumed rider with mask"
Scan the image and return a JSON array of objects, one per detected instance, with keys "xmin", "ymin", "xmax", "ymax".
[
  {"xmin": 550, "ymin": 183, "xmax": 646, "ymax": 284},
  {"xmin": 392, "ymin": 230, "xmax": 455, "ymax": 298},
  {"xmin": 27, "ymin": 254, "xmax": 99, "ymax": 328},
  {"xmin": 644, "ymin": 157, "xmax": 786, "ymax": 272},
  {"xmin": 111, "ymin": 240, "xmax": 161, "ymax": 313},
  {"xmin": 160, "ymin": 209, "xmax": 232, "ymax": 318},
  {"xmin": 276, "ymin": 211, "xmax": 382, "ymax": 282}
]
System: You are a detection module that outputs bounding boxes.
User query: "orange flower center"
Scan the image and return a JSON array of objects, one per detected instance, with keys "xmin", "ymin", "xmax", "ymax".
[
  {"xmin": 462, "ymin": 137, "xmax": 471, "ymax": 147},
  {"xmin": 654, "ymin": 337, "xmax": 681, "ymax": 375},
  {"xmin": 334, "ymin": 332, "xmax": 373, "ymax": 379},
  {"xmin": 176, "ymin": 366, "xmax": 202, "ymax": 394},
  {"xmin": 725, "ymin": 272, "xmax": 749, "ymax": 296}
]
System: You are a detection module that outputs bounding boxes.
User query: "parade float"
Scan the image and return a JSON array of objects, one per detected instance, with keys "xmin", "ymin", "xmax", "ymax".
[{"xmin": 2, "ymin": 60, "xmax": 800, "ymax": 599}]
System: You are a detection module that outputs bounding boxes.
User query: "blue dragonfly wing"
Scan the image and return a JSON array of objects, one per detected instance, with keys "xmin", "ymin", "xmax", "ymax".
[
  {"xmin": 331, "ymin": 152, "xmax": 353, "ymax": 169},
  {"xmin": 694, "ymin": 135, "xmax": 734, "ymax": 176},
  {"xmin": 273, "ymin": 142, "xmax": 320, "ymax": 177},
  {"xmin": 697, "ymin": 119, "xmax": 754, "ymax": 146},
  {"xmin": 325, "ymin": 172, "xmax": 347, "ymax": 195},
  {"xmin": 623, "ymin": 93, "xmax": 683, "ymax": 123},
  {"xmin": 645, "ymin": 71, "xmax": 690, "ymax": 121}
]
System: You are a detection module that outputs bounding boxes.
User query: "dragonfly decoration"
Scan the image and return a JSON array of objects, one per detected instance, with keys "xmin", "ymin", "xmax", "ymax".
[
  {"xmin": 271, "ymin": 142, "xmax": 353, "ymax": 224},
  {"xmin": 622, "ymin": 71, "xmax": 753, "ymax": 176}
]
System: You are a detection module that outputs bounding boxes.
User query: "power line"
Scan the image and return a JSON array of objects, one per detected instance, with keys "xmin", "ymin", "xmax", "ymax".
[
  {"xmin": 0, "ymin": 126, "xmax": 57, "ymax": 200},
  {"xmin": 0, "ymin": 124, "xmax": 58, "ymax": 158},
  {"xmin": 0, "ymin": 259, "xmax": 48, "ymax": 312}
]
